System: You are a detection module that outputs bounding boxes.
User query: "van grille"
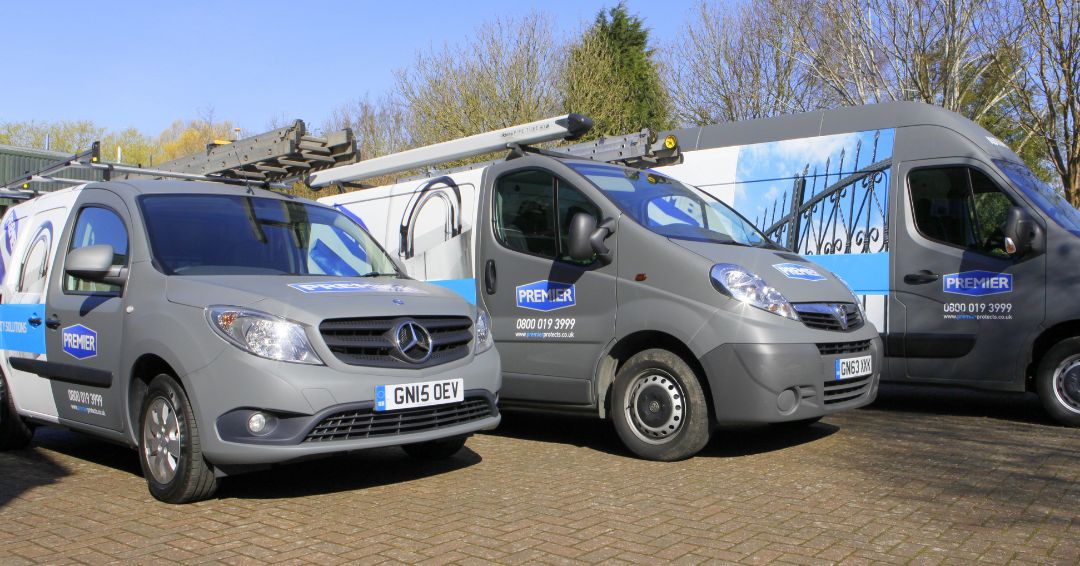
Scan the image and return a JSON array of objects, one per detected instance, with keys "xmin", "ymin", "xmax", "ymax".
[
  {"xmin": 817, "ymin": 340, "xmax": 872, "ymax": 356},
  {"xmin": 319, "ymin": 316, "xmax": 472, "ymax": 369},
  {"xmin": 823, "ymin": 374, "xmax": 874, "ymax": 405},
  {"xmin": 793, "ymin": 303, "xmax": 863, "ymax": 332},
  {"xmin": 304, "ymin": 397, "xmax": 494, "ymax": 442}
]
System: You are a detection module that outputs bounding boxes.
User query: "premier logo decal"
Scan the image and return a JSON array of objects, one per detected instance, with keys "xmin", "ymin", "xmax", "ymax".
[
  {"xmin": 62, "ymin": 324, "xmax": 98, "ymax": 360},
  {"xmin": 942, "ymin": 271, "xmax": 1012, "ymax": 296},
  {"xmin": 515, "ymin": 280, "xmax": 575, "ymax": 312},
  {"xmin": 772, "ymin": 263, "xmax": 826, "ymax": 281},
  {"xmin": 288, "ymin": 282, "xmax": 425, "ymax": 294}
]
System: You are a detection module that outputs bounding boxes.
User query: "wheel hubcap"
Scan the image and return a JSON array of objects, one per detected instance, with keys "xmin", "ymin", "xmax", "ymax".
[
  {"xmin": 142, "ymin": 397, "xmax": 181, "ymax": 484},
  {"xmin": 1053, "ymin": 356, "xmax": 1080, "ymax": 415},
  {"xmin": 624, "ymin": 371, "xmax": 685, "ymax": 445}
]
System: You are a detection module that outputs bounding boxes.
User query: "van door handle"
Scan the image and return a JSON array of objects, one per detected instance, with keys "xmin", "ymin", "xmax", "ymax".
[
  {"xmin": 904, "ymin": 270, "xmax": 940, "ymax": 284},
  {"xmin": 44, "ymin": 315, "xmax": 61, "ymax": 329},
  {"xmin": 485, "ymin": 260, "xmax": 497, "ymax": 295},
  {"xmin": 27, "ymin": 316, "xmax": 41, "ymax": 327}
]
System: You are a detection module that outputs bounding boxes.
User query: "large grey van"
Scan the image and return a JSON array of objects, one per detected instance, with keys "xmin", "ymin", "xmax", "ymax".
[
  {"xmin": 0, "ymin": 180, "xmax": 501, "ymax": 503},
  {"xmin": 660, "ymin": 101, "xmax": 1080, "ymax": 426}
]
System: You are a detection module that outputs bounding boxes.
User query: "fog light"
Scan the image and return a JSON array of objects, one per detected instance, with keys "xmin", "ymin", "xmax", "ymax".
[
  {"xmin": 776, "ymin": 388, "xmax": 799, "ymax": 414},
  {"xmin": 247, "ymin": 412, "xmax": 268, "ymax": 434}
]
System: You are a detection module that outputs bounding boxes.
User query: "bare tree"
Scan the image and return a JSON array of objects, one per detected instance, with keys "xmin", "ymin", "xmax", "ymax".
[
  {"xmin": 666, "ymin": 0, "xmax": 823, "ymax": 125},
  {"xmin": 394, "ymin": 12, "xmax": 562, "ymax": 148},
  {"xmin": 323, "ymin": 94, "xmax": 410, "ymax": 161},
  {"xmin": 1006, "ymin": 0, "xmax": 1080, "ymax": 204},
  {"xmin": 785, "ymin": 0, "xmax": 1021, "ymax": 118}
]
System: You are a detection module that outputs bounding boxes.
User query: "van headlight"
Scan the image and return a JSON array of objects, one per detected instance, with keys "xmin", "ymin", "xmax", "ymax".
[
  {"xmin": 206, "ymin": 306, "xmax": 323, "ymax": 365},
  {"xmin": 710, "ymin": 263, "xmax": 798, "ymax": 321},
  {"xmin": 475, "ymin": 308, "xmax": 494, "ymax": 354}
]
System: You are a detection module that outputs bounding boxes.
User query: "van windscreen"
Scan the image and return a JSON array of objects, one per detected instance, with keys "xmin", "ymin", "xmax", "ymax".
[
  {"xmin": 567, "ymin": 162, "xmax": 775, "ymax": 247},
  {"xmin": 138, "ymin": 194, "xmax": 399, "ymax": 276},
  {"xmin": 995, "ymin": 159, "xmax": 1080, "ymax": 235}
]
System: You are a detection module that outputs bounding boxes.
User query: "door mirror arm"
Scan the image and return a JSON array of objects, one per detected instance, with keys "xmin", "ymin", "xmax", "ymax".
[{"xmin": 590, "ymin": 218, "xmax": 616, "ymax": 264}]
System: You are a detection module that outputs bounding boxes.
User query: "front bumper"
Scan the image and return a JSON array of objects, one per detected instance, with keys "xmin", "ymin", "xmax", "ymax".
[
  {"xmin": 181, "ymin": 346, "xmax": 501, "ymax": 466},
  {"xmin": 699, "ymin": 336, "xmax": 881, "ymax": 424}
]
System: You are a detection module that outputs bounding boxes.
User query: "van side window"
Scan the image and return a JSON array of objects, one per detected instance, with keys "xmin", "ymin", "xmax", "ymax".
[
  {"xmin": 18, "ymin": 234, "xmax": 49, "ymax": 294},
  {"xmin": 65, "ymin": 207, "xmax": 128, "ymax": 294},
  {"xmin": 908, "ymin": 167, "xmax": 1014, "ymax": 258},
  {"xmin": 556, "ymin": 181, "xmax": 601, "ymax": 262},
  {"xmin": 494, "ymin": 170, "xmax": 557, "ymax": 258}
]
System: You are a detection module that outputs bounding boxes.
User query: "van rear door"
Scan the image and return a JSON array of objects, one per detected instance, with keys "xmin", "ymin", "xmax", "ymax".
[{"xmin": 894, "ymin": 159, "xmax": 1045, "ymax": 386}]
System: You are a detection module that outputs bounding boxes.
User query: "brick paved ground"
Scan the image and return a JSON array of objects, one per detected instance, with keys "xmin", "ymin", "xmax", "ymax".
[{"xmin": 1, "ymin": 384, "xmax": 1077, "ymax": 565}]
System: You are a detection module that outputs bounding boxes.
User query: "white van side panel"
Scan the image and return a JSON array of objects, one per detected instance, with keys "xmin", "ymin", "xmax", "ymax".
[
  {"xmin": 1, "ymin": 189, "xmax": 81, "ymax": 422},
  {"xmin": 319, "ymin": 169, "xmax": 485, "ymax": 303}
]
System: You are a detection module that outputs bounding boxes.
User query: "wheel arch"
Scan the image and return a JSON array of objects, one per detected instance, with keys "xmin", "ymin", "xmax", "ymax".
[
  {"xmin": 596, "ymin": 330, "xmax": 713, "ymax": 421},
  {"xmin": 1028, "ymin": 321, "xmax": 1080, "ymax": 392},
  {"xmin": 127, "ymin": 353, "xmax": 181, "ymax": 446}
]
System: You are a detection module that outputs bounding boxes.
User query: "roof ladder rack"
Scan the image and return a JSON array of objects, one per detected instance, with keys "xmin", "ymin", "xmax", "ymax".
[
  {"xmin": 307, "ymin": 113, "xmax": 594, "ymax": 188},
  {"xmin": 547, "ymin": 129, "xmax": 681, "ymax": 168},
  {"xmin": 0, "ymin": 141, "xmax": 300, "ymax": 194},
  {"xmin": 153, "ymin": 120, "xmax": 358, "ymax": 183}
]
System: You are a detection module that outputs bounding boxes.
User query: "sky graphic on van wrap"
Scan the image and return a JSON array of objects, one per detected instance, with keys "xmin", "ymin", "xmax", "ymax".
[{"xmin": 733, "ymin": 129, "xmax": 895, "ymax": 246}]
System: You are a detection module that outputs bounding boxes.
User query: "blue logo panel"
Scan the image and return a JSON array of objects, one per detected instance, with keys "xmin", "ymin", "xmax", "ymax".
[
  {"xmin": 515, "ymin": 280, "xmax": 575, "ymax": 312},
  {"xmin": 772, "ymin": 263, "xmax": 826, "ymax": 281},
  {"xmin": 62, "ymin": 324, "xmax": 98, "ymax": 360},
  {"xmin": 942, "ymin": 271, "xmax": 1012, "ymax": 296},
  {"xmin": 0, "ymin": 304, "xmax": 47, "ymax": 355}
]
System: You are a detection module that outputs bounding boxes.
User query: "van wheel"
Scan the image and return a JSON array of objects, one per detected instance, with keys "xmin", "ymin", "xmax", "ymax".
[
  {"xmin": 0, "ymin": 374, "xmax": 34, "ymax": 450},
  {"xmin": 1036, "ymin": 338, "xmax": 1080, "ymax": 427},
  {"xmin": 401, "ymin": 435, "xmax": 468, "ymax": 460},
  {"xmin": 611, "ymin": 349, "xmax": 711, "ymax": 461},
  {"xmin": 138, "ymin": 374, "xmax": 217, "ymax": 503}
]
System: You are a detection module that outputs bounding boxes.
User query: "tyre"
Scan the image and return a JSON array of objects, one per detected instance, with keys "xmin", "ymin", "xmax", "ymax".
[
  {"xmin": 611, "ymin": 349, "xmax": 711, "ymax": 461},
  {"xmin": 138, "ymin": 374, "xmax": 217, "ymax": 503},
  {"xmin": 401, "ymin": 435, "xmax": 468, "ymax": 460},
  {"xmin": 1036, "ymin": 338, "xmax": 1080, "ymax": 427},
  {"xmin": 770, "ymin": 416, "xmax": 822, "ymax": 429},
  {"xmin": 0, "ymin": 373, "xmax": 34, "ymax": 450}
]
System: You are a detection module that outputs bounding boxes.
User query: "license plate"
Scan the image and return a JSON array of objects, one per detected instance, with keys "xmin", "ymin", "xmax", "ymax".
[
  {"xmin": 835, "ymin": 355, "xmax": 873, "ymax": 380},
  {"xmin": 375, "ymin": 378, "xmax": 463, "ymax": 411}
]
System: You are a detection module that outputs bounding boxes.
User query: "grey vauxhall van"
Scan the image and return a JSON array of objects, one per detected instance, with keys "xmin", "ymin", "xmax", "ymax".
[
  {"xmin": 323, "ymin": 152, "xmax": 883, "ymax": 461},
  {"xmin": 0, "ymin": 180, "xmax": 501, "ymax": 503}
]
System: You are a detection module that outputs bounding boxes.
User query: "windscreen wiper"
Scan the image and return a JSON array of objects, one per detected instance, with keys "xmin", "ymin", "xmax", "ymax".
[{"xmin": 358, "ymin": 271, "xmax": 399, "ymax": 278}]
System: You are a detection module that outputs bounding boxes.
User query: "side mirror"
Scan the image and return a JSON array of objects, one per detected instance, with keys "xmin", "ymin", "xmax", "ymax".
[
  {"xmin": 65, "ymin": 245, "xmax": 128, "ymax": 286},
  {"xmin": 1003, "ymin": 207, "xmax": 1039, "ymax": 257},
  {"xmin": 568, "ymin": 213, "xmax": 614, "ymax": 263}
]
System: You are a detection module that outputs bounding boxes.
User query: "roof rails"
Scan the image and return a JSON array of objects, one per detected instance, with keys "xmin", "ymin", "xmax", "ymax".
[
  {"xmin": 154, "ymin": 120, "xmax": 357, "ymax": 182},
  {"xmin": 306, "ymin": 114, "xmax": 682, "ymax": 189},
  {"xmin": 0, "ymin": 120, "xmax": 359, "ymax": 196}
]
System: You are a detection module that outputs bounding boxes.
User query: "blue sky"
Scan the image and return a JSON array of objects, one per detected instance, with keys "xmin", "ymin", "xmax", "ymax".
[{"xmin": 3, "ymin": 1, "xmax": 693, "ymax": 135}]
